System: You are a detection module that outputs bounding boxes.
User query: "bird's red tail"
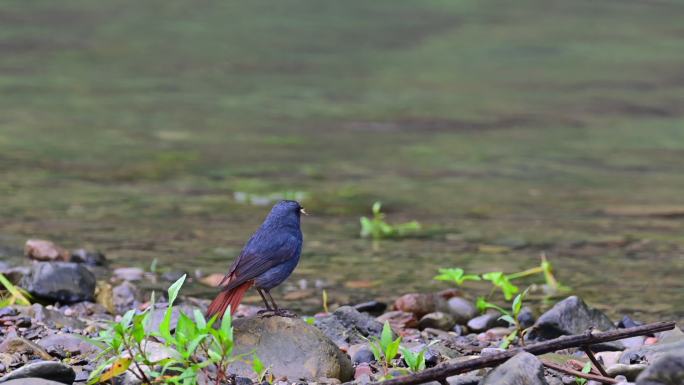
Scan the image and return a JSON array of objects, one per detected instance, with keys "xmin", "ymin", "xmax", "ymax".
[{"xmin": 206, "ymin": 280, "xmax": 252, "ymax": 318}]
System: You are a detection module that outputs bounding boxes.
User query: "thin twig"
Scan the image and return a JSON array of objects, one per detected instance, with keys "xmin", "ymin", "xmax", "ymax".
[
  {"xmin": 364, "ymin": 321, "xmax": 676, "ymax": 385},
  {"xmin": 542, "ymin": 360, "xmax": 618, "ymax": 384},
  {"xmin": 582, "ymin": 346, "xmax": 609, "ymax": 377}
]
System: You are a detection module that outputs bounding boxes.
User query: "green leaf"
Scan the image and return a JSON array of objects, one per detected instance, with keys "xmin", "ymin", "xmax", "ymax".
[
  {"xmin": 498, "ymin": 314, "xmax": 516, "ymax": 326},
  {"xmin": 368, "ymin": 340, "xmax": 382, "ymax": 362},
  {"xmin": 380, "ymin": 321, "xmax": 393, "ymax": 351},
  {"xmin": 385, "ymin": 337, "xmax": 401, "ymax": 365},
  {"xmin": 372, "ymin": 201, "xmax": 382, "ymax": 215},
  {"xmin": 499, "ymin": 330, "xmax": 518, "ymax": 349},
  {"xmin": 581, "ymin": 361, "xmax": 592, "ymax": 374},
  {"xmin": 0, "ymin": 273, "xmax": 31, "ymax": 305},
  {"xmin": 193, "ymin": 309, "xmax": 207, "ymax": 331},
  {"xmin": 167, "ymin": 274, "xmax": 186, "ymax": 306},
  {"xmin": 219, "ymin": 306, "xmax": 233, "ymax": 343}
]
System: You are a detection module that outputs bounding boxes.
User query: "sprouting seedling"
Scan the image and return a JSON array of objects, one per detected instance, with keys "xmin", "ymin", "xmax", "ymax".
[
  {"xmin": 477, "ymin": 288, "xmax": 531, "ymax": 349},
  {"xmin": 251, "ymin": 353, "xmax": 271, "ymax": 383},
  {"xmin": 0, "ymin": 273, "xmax": 31, "ymax": 307},
  {"xmin": 399, "ymin": 341, "xmax": 436, "ymax": 373},
  {"xmin": 369, "ymin": 321, "xmax": 402, "ymax": 374},
  {"xmin": 360, "ymin": 202, "xmax": 420, "ymax": 240},
  {"xmin": 575, "ymin": 361, "xmax": 592, "ymax": 385},
  {"xmin": 433, "ymin": 268, "xmax": 481, "ymax": 286},
  {"xmin": 482, "ymin": 271, "xmax": 519, "ymax": 300}
]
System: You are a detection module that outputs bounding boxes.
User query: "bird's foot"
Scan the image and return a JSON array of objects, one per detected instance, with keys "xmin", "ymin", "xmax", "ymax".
[{"xmin": 256, "ymin": 308, "xmax": 297, "ymax": 318}]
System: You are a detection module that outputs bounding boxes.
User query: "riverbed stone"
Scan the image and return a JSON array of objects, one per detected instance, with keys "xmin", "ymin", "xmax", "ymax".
[
  {"xmin": 314, "ymin": 306, "xmax": 383, "ymax": 348},
  {"xmin": 24, "ymin": 239, "xmax": 70, "ymax": 262},
  {"xmin": 442, "ymin": 297, "xmax": 477, "ymax": 324},
  {"xmin": 635, "ymin": 353, "xmax": 684, "ymax": 385},
  {"xmin": 479, "ymin": 352, "xmax": 548, "ymax": 385},
  {"xmin": 529, "ymin": 296, "xmax": 615, "ymax": 341},
  {"xmin": 229, "ymin": 315, "xmax": 353, "ymax": 381},
  {"xmin": 113, "ymin": 267, "xmax": 145, "ymax": 281},
  {"xmin": 0, "ymin": 380, "xmax": 70, "ymax": 385},
  {"xmin": 0, "ymin": 361, "xmax": 75, "ymax": 384},
  {"xmin": 607, "ymin": 363, "xmax": 647, "ymax": 381},
  {"xmin": 620, "ymin": 339, "xmax": 684, "ymax": 365},
  {"xmin": 467, "ymin": 312, "xmax": 507, "ymax": 333},
  {"xmin": 37, "ymin": 333, "xmax": 100, "ymax": 356},
  {"xmin": 20, "ymin": 304, "xmax": 86, "ymax": 329},
  {"xmin": 21, "ymin": 262, "xmax": 96, "ymax": 304},
  {"xmin": 112, "ymin": 281, "xmax": 141, "ymax": 314},
  {"xmin": 419, "ymin": 312, "xmax": 456, "ymax": 331},
  {"xmin": 70, "ymin": 249, "xmax": 106, "ymax": 266}
]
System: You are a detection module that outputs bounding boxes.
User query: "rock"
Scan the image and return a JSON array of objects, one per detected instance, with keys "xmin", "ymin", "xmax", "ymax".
[
  {"xmin": 479, "ymin": 352, "xmax": 548, "ymax": 385},
  {"xmin": 446, "ymin": 374, "xmax": 482, "ymax": 385},
  {"xmin": 353, "ymin": 301, "xmax": 387, "ymax": 316},
  {"xmin": 530, "ymin": 296, "xmax": 615, "ymax": 340},
  {"xmin": 228, "ymin": 316, "xmax": 353, "ymax": 381},
  {"xmin": 0, "ymin": 337, "xmax": 52, "ymax": 360},
  {"xmin": 1, "ymin": 380, "xmax": 71, "ymax": 385},
  {"xmin": 70, "ymin": 249, "xmax": 106, "ymax": 266},
  {"xmin": 314, "ymin": 306, "xmax": 383, "ymax": 348},
  {"xmin": 235, "ymin": 377, "xmax": 253, "ymax": 385},
  {"xmin": 113, "ymin": 281, "xmax": 141, "ymax": 315},
  {"xmin": 596, "ymin": 351, "xmax": 622, "ymax": 368},
  {"xmin": 606, "ymin": 363, "xmax": 646, "ymax": 381},
  {"xmin": 419, "ymin": 312, "xmax": 455, "ymax": 331},
  {"xmin": 620, "ymin": 340, "xmax": 684, "ymax": 365},
  {"xmin": 394, "ymin": 293, "xmax": 437, "ymax": 318},
  {"xmin": 618, "ymin": 315, "xmax": 641, "ymax": 329},
  {"xmin": 354, "ymin": 363, "xmax": 372, "ymax": 381},
  {"xmin": 635, "ymin": 353, "xmax": 684, "ymax": 385},
  {"xmin": 24, "ymin": 240, "xmax": 69, "ymax": 262},
  {"xmin": 20, "ymin": 304, "xmax": 86, "ymax": 329},
  {"xmin": 480, "ymin": 347, "xmax": 506, "ymax": 356},
  {"xmin": 466, "ymin": 312, "xmax": 507, "ymax": 333},
  {"xmin": 442, "ymin": 297, "xmax": 477, "ymax": 324},
  {"xmin": 37, "ymin": 333, "xmax": 100, "ymax": 356},
  {"xmin": 113, "ymin": 267, "xmax": 145, "ymax": 281},
  {"xmin": 21, "ymin": 262, "xmax": 96, "ymax": 304},
  {"xmin": 351, "ymin": 348, "xmax": 375, "ymax": 365},
  {"xmin": 0, "ymin": 361, "xmax": 75, "ymax": 384},
  {"xmin": 376, "ymin": 311, "xmax": 419, "ymax": 331},
  {"xmin": 517, "ymin": 307, "xmax": 536, "ymax": 329}
]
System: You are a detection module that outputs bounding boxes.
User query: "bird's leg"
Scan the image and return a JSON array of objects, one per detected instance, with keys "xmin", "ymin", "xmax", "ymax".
[
  {"xmin": 265, "ymin": 290, "xmax": 297, "ymax": 318},
  {"xmin": 256, "ymin": 288, "xmax": 272, "ymax": 311}
]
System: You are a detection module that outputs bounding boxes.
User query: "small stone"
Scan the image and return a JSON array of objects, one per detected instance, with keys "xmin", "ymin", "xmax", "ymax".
[
  {"xmin": 0, "ymin": 380, "xmax": 71, "ymax": 385},
  {"xmin": 442, "ymin": 297, "xmax": 477, "ymax": 324},
  {"xmin": 24, "ymin": 240, "xmax": 70, "ymax": 262},
  {"xmin": 235, "ymin": 377, "xmax": 253, "ymax": 385},
  {"xmin": 161, "ymin": 271, "xmax": 186, "ymax": 282},
  {"xmin": 394, "ymin": 293, "xmax": 436, "ymax": 318},
  {"xmin": 21, "ymin": 262, "xmax": 96, "ymax": 304},
  {"xmin": 314, "ymin": 306, "xmax": 384, "ymax": 348},
  {"xmin": 635, "ymin": 353, "xmax": 684, "ymax": 385},
  {"xmin": 70, "ymin": 249, "xmax": 107, "ymax": 266},
  {"xmin": 351, "ymin": 348, "xmax": 375, "ymax": 365},
  {"xmin": 466, "ymin": 312, "xmax": 507, "ymax": 333},
  {"xmin": 113, "ymin": 267, "xmax": 145, "ymax": 281},
  {"xmin": 37, "ymin": 334, "xmax": 100, "ymax": 356},
  {"xmin": 451, "ymin": 324, "xmax": 467, "ymax": 336},
  {"xmin": 480, "ymin": 347, "xmax": 506, "ymax": 356},
  {"xmin": 353, "ymin": 301, "xmax": 387, "ymax": 316},
  {"xmin": 0, "ymin": 361, "xmax": 75, "ymax": 384},
  {"xmin": 517, "ymin": 307, "xmax": 536, "ymax": 329},
  {"xmin": 113, "ymin": 281, "xmax": 141, "ymax": 314},
  {"xmin": 419, "ymin": 312, "xmax": 455, "ymax": 331},
  {"xmin": 480, "ymin": 352, "xmax": 548, "ymax": 385},
  {"xmin": 376, "ymin": 311, "xmax": 418, "ymax": 331},
  {"xmin": 606, "ymin": 363, "xmax": 646, "ymax": 381},
  {"xmin": 354, "ymin": 363, "xmax": 372, "ymax": 380},
  {"xmin": 618, "ymin": 315, "xmax": 641, "ymax": 329},
  {"xmin": 0, "ymin": 337, "xmax": 52, "ymax": 360}
]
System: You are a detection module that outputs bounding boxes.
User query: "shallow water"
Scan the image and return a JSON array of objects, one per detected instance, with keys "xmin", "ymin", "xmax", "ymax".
[{"xmin": 0, "ymin": 0, "xmax": 683, "ymax": 321}]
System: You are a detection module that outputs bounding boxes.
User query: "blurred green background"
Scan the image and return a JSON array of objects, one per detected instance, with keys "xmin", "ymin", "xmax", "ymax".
[{"xmin": 0, "ymin": 0, "xmax": 682, "ymax": 320}]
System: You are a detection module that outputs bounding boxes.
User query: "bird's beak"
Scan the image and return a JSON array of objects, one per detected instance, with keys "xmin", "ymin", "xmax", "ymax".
[{"xmin": 300, "ymin": 208, "xmax": 308, "ymax": 215}]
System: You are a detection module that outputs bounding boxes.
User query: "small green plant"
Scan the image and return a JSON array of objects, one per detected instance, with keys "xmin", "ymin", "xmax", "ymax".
[
  {"xmin": 433, "ymin": 268, "xmax": 481, "ymax": 286},
  {"xmin": 0, "ymin": 273, "xmax": 31, "ymax": 307},
  {"xmin": 482, "ymin": 271, "xmax": 519, "ymax": 301},
  {"xmin": 488, "ymin": 288, "xmax": 531, "ymax": 349},
  {"xmin": 87, "ymin": 275, "xmax": 258, "ymax": 385},
  {"xmin": 251, "ymin": 353, "xmax": 271, "ymax": 383},
  {"xmin": 369, "ymin": 321, "xmax": 402, "ymax": 375},
  {"xmin": 399, "ymin": 342, "xmax": 435, "ymax": 373},
  {"xmin": 575, "ymin": 361, "xmax": 593, "ymax": 385},
  {"xmin": 360, "ymin": 202, "xmax": 420, "ymax": 239}
]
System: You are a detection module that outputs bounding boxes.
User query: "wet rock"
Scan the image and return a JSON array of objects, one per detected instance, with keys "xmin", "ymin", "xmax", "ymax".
[
  {"xmin": 70, "ymin": 249, "xmax": 106, "ymax": 266},
  {"xmin": 354, "ymin": 301, "xmax": 387, "ymax": 316},
  {"xmin": 517, "ymin": 307, "xmax": 536, "ymax": 329},
  {"xmin": 619, "ymin": 340, "xmax": 684, "ymax": 365},
  {"xmin": 466, "ymin": 312, "xmax": 507, "ymax": 333},
  {"xmin": 442, "ymin": 297, "xmax": 477, "ymax": 325},
  {"xmin": 21, "ymin": 262, "xmax": 96, "ymax": 304},
  {"xmin": 635, "ymin": 353, "xmax": 684, "ymax": 385},
  {"xmin": 376, "ymin": 311, "xmax": 419, "ymax": 331},
  {"xmin": 113, "ymin": 267, "xmax": 145, "ymax": 281},
  {"xmin": 419, "ymin": 312, "xmax": 455, "ymax": 331},
  {"xmin": 37, "ymin": 333, "xmax": 100, "ymax": 356},
  {"xmin": 0, "ymin": 337, "xmax": 52, "ymax": 360},
  {"xmin": 394, "ymin": 293, "xmax": 437, "ymax": 318},
  {"xmin": 351, "ymin": 347, "xmax": 375, "ymax": 365},
  {"xmin": 480, "ymin": 352, "xmax": 548, "ymax": 385},
  {"xmin": 606, "ymin": 363, "xmax": 646, "ymax": 381},
  {"xmin": 228, "ymin": 316, "xmax": 353, "ymax": 381},
  {"xmin": 0, "ymin": 380, "xmax": 71, "ymax": 385},
  {"xmin": 0, "ymin": 361, "xmax": 75, "ymax": 384},
  {"xmin": 530, "ymin": 296, "xmax": 615, "ymax": 340},
  {"xmin": 24, "ymin": 239, "xmax": 70, "ymax": 262},
  {"xmin": 113, "ymin": 281, "xmax": 141, "ymax": 314},
  {"xmin": 314, "ymin": 306, "xmax": 383, "ymax": 348}
]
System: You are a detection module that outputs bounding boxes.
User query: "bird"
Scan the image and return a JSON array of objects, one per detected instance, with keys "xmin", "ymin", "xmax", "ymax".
[{"xmin": 206, "ymin": 200, "xmax": 306, "ymax": 318}]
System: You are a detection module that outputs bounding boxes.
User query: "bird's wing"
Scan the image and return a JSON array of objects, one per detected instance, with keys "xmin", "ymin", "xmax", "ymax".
[{"xmin": 221, "ymin": 231, "xmax": 300, "ymax": 292}]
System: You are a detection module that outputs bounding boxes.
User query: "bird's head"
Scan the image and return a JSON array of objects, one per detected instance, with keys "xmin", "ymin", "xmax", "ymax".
[{"xmin": 265, "ymin": 200, "xmax": 307, "ymax": 226}]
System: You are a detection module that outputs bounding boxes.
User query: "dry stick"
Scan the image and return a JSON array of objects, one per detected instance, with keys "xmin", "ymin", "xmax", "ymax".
[
  {"xmin": 582, "ymin": 346, "xmax": 609, "ymax": 377},
  {"xmin": 367, "ymin": 321, "xmax": 676, "ymax": 385},
  {"xmin": 541, "ymin": 360, "xmax": 618, "ymax": 385}
]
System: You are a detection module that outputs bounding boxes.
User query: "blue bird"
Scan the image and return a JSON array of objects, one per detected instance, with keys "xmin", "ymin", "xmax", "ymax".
[{"xmin": 206, "ymin": 200, "xmax": 306, "ymax": 318}]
